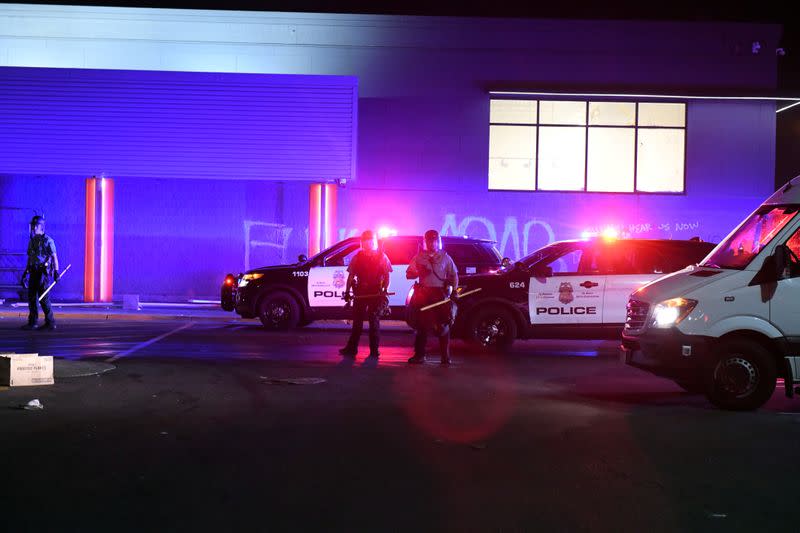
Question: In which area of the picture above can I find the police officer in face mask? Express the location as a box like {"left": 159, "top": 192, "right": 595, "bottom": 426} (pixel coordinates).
{"left": 339, "top": 230, "right": 393, "bottom": 359}
{"left": 406, "top": 229, "right": 459, "bottom": 365}
{"left": 21, "top": 216, "right": 60, "bottom": 331}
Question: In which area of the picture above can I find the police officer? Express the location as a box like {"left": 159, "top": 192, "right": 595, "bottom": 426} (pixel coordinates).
{"left": 21, "top": 215, "right": 60, "bottom": 331}
{"left": 339, "top": 230, "right": 393, "bottom": 359}
{"left": 406, "top": 229, "right": 459, "bottom": 365}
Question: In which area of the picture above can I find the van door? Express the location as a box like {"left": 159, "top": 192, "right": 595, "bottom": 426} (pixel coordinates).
{"left": 307, "top": 242, "right": 359, "bottom": 307}
{"left": 528, "top": 242, "right": 605, "bottom": 325}
{"left": 601, "top": 241, "right": 663, "bottom": 325}
{"left": 770, "top": 227, "right": 800, "bottom": 338}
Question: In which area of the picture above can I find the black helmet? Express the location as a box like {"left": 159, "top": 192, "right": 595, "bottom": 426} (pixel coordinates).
{"left": 30, "top": 215, "right": 45, "bottom": 235}
{"left": 423, "top": 229, "right": 442, "bottom": 252}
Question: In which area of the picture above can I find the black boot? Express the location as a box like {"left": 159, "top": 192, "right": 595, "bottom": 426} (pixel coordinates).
{"left": 20, "top": 323, "right": 38, "bottom": 331}
{"left": 339, "top": 346, "right": 357, "bottom": 358}
{"left": 39, "top": 322, "right": 56, "bottom": 331}
{"left": 439, "top": 335, "right": 451, "bottom": 365}
{"left": 407, "top": 353, "right": 426, "bottom": 364}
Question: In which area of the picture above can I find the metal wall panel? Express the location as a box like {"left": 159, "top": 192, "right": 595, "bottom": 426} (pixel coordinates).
{"left": 0, "top": 67, "right": 357, "bottom": 181}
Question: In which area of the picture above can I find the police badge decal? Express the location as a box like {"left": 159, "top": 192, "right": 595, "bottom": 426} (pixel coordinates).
{"left": 333, "top": 270, "right": 346, "bottom": 289}
{"left": 558, "top": 282, "right": 574, "bottom": 305}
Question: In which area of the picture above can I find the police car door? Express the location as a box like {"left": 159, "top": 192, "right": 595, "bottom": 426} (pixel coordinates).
{"left": 601, "top": 241, "right": 663, "bottom": 325}
{"left": 528, "top": 242, "right": 605, "bottom": 325}
{"left": 307, "top": 241, "right": 360, "bottom": 307}
{"left": 381, "top": 237, "right": 420, "bottom": 307}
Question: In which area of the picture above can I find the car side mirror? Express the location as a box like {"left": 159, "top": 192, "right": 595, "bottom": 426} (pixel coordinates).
{"left": 298, "top": 254, "right": 308, "bottom": 263}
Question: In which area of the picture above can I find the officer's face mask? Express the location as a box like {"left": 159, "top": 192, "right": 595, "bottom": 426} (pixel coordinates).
{"left": 423, "top": 236, "right": 441, "bottom": 252}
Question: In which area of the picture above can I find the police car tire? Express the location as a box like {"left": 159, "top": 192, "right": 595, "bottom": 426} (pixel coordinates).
{"left": 466, "top": 305, "right": 517, "bottom": 353}
{"left": 258, "top": 291, "right": 301, "bottom": 330}
{"left": 706, "top": 338, "right": 776, "bottom": 411}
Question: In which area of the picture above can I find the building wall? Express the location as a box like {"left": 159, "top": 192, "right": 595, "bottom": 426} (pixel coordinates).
{"left": 0, "top": 4, "right": 781, "bottom": 300}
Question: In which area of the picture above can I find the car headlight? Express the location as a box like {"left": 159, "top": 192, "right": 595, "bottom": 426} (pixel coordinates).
{"left": 238, "top": 272, "right": 264, "bottom": 287}
{"left": 652, "top": 298, "right": 697, "bottom": 328}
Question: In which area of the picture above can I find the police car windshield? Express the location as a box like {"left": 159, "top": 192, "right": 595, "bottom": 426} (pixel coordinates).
{"left": 519, "top": 242, "right": 571, "bottom": 268}
{"left": 701, "top": 206, "right": 799, "bottom": 270}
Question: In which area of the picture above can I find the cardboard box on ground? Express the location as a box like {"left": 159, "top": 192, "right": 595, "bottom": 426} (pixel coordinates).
{"left": 0, "top": 353, "right": 54, "bottom": 387}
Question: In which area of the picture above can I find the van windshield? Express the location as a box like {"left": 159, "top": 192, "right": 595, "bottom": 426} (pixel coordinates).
{"left": 702, "top": 206, "right": 799, "bottom": 270}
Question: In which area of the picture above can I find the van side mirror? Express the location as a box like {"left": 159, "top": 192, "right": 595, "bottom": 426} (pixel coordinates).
{"left": 298, "top": 254, "right": 308, "bottom": 263}
{"left": 750, "top": 244, "right": 794, "bottom": 286}
{"left": 501, "top": 257, "right": 512, "bottom": 269}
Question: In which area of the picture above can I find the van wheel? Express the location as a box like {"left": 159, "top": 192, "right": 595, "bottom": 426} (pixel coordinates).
{"left": 467, "top": 305, "right": 517, "bottom": 352}
{"left": 258, "top": 291, "right": 301, "bottom": 330}
{"left": 706, "top": 338, "right": 776, "bottom": 411}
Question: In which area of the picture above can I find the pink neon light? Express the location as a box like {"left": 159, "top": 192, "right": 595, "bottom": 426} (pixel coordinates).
{"left": 84, "top": 177, "right": 96, "bottom": 302}
{"left": 309, "top": 184, "right": 322, "bottom": 255}
{"left": 99, "top": 178, "right": 114, "bottom": 302}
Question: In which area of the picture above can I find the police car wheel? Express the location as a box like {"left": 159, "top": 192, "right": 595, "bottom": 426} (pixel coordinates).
{"left": 467, "top": 305, "right": 516, "bottom": 352}
{"left": 706, "top": 338, "right": 776, "bottom": 411}
{"left": 258, "top": 291, "right": 300, "bottom": 330}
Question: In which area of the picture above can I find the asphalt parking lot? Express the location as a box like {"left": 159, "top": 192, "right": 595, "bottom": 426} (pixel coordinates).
{"left": 2, "top": 315, "right": 800, "bottom": 532}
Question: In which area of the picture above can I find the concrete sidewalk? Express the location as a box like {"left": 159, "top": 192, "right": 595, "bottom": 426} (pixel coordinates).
{"left": 0, "top": 301, "right": 412, "bottom": 329}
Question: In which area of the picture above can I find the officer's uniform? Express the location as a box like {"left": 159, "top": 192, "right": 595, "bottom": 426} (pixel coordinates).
{"left": 341, "top": 249, "right": 392, "bottom": 357}
{"left": 25, "top": 233, "right": 57, "bottom": 328}
{"left": 407, "top": 249, "right": 459, "bottom": 363}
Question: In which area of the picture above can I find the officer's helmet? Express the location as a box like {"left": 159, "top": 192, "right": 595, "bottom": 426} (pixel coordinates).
{"left": 360, "top": 230, "right": 378, "bottom": 252}
{"left": 30, "top": 215, "right": 45, "bottom": 235}
{"left": 423, "top": 229, "right": 442, "bottom": 252}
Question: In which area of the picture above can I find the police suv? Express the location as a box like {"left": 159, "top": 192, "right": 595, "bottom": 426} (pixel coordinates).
{"left": 451, "top": 238, "right": 716, "bottom": 351}
{"left": 221, "top": 235, "right": 502, "bottom": 329}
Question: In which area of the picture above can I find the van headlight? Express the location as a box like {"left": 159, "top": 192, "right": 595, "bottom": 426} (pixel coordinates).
{"left": 238, "top": 272, "right": 264, "bottom": 287}
{"left": 652, "top": 298, "right": 697, "bottom": 328}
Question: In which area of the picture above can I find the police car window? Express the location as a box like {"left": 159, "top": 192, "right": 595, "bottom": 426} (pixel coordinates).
{"left": 383, "top": 239, "right": 419, "bottom": 265}
{"left": 445, "top": 243, "right": 480, "bottom": 265}
{"left": 598, "top": 243, "right": 637, "bottom": 275}
{"left": 544, "top": 248, "right": 584, "bottom": 274}
{"left": 324, "top": 244, "right": 359, "bottom": 267}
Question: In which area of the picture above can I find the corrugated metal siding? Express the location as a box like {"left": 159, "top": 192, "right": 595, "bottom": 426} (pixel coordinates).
{"left": 0, "top": 67, "right": 357, "bottom": 181}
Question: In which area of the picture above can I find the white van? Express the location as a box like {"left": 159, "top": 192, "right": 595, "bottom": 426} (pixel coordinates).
{"left": 621, "top": 176, "right": 800, "bottom": 410}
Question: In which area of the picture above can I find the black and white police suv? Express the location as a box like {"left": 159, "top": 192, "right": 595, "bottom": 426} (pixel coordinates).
{"left": 221, "top": 235, "right": 502, "bottom": 329}
{"left": 450, "top": 238, "right": 716, "bottom": 351}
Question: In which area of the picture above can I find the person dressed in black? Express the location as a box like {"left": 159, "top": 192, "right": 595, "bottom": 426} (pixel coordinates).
{"left": 406, "top": 229, "right": 459, "bottom": 365}
{"left": 21, "top": 215, "right": 61, "bottom": 331}
{"left": 339, "top": 230, "right": 393, "bottom": 359}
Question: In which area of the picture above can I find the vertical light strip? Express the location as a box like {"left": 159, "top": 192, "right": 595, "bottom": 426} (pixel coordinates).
{"left": 99, "top": 177, "right": 115, "bottom": 302}
{"left": 308, "top": 184, "right": 322, "bottom": 256}
{"left": 84, "top": 177, "right": 96, "bottom": 302}
{"left": 324, "top": 184, "right": 337, "bottom": 249}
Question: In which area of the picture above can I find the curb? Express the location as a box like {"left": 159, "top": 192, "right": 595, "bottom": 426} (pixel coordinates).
{"left": 0, "top": 310, "right": 244, "bottom": 322}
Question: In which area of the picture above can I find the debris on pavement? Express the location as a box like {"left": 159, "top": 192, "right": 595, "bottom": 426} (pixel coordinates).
{"left": 22, "top": 399, "right": 44, "bottom": 410}
{"left": 260, "top": 376, "right": 327, "bottom": 385}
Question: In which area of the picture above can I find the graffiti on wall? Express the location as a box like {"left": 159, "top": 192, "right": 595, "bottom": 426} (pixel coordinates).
{"left": 244, "top": 215, "right": 711, "bottom": 270}
{"left": 243, "top": 220, "right": 293, "bottom": 271}
{"left": 440, "top": 214, "right": 556, "bottom": 260}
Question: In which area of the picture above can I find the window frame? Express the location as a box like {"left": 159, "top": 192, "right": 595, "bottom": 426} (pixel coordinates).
{"left": 488, "top": 98, "right": 688, "bottom": 195}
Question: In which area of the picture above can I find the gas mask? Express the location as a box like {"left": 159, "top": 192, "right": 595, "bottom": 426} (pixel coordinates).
{"left": 423, "top": 230, "right": 441, "bottom": 252}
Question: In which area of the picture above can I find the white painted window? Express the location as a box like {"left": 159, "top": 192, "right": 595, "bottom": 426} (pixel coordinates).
{"left": 488, "top": 98, "right": 686, "bottom": 193}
